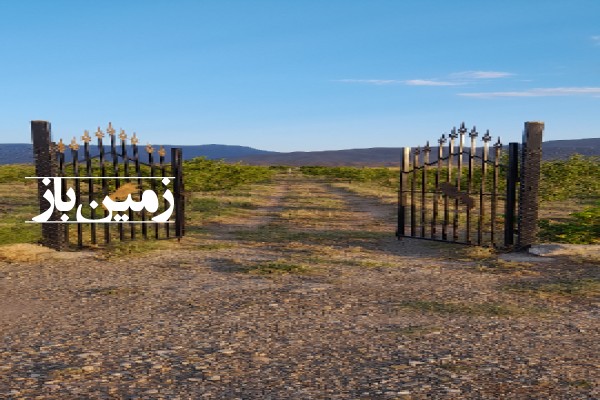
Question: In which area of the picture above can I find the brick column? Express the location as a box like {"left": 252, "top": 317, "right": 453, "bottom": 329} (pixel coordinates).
{"left": 517, "top": 121, "right": 544, "bottom": 250}
{"left": 31, "top": 120, "right": 67, "bottom": 250}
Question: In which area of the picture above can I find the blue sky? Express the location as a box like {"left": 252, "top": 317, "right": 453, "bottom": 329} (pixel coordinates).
{"left": 0, "top": 0, "right": 599, "bottom": 151}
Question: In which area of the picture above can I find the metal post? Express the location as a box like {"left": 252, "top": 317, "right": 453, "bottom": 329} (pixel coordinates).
{"left": 410, "top": 148, "right": 418, "bottom": 237}
{"left": 172, "top": 148, "right": 184, "bottom": 240}
{"left": 30, "top": 121, "right": 67, "bottom": 250}
{"left": 504, "top": 142, "right": 519, "bottom": 247}
{"left": 517, "top": 122, "right": 544, "bottom": 250}
{"left": 71, "top": 141, "right": 82, "bottom": 248}
{"left": 397, "top": 147, "right": 410, "bottom": 238}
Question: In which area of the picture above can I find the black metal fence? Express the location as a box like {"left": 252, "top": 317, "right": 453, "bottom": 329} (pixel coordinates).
{"left": 31, "top": 121, "right": 185, "bottom": 250}
{"left": 396, "top": 121, "right": 543, "bottom": 250}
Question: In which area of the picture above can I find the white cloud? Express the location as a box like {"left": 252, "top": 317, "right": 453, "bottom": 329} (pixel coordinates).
{"left": 404, "top": 79, "right": 460, "bottom": 86}
{"left": 458, "top": 87, "right": 600, "bottom": 98}
{"left": 336, "top": 79, "right": 402, "bottom": 85}
{"left": 336, "top": 70, "right": 513, "bottom": 87}
{"left": 592, "top": 35, "right": 600, "bottom": 45}
{"left": 452, "top": 71, "right": 514, "bottom": 79}
{"left": 336, "top": 78, "right": 459, "bottom": 86}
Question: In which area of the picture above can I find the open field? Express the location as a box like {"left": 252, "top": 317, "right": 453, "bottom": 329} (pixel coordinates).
{"left": 0, "top": 172, "right": 598, "bottom": 399}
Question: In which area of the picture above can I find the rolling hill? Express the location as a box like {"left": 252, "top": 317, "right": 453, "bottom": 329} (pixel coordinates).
{"left": 0, "top": 138, "right": 598, "bottom": 166}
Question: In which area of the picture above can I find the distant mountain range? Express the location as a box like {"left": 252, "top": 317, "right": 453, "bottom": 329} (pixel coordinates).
{"left": 1, "top": 138, "right": 599, "bottom": 166}
{"left": 0, "top": 144, "right": 274, "bottom": 165}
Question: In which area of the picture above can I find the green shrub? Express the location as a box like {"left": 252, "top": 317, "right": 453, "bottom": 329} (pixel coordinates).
{"left": 184, "top": 157, "right": 275, "bottom": 191}
{"left": 539, "top": 201, "right": 600, "bottom": 244}
{"left": 0, "top": 164, "right": 35, "bottom": 183}
{"left": 300, "top": 166, "right": 397, "bottom": 187}
{"left": 540, "top": 155, "right": 600, "bottom": 201}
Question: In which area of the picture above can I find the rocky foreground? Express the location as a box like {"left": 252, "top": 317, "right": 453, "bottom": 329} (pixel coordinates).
{"left": 1, "top": 177, "right": 598, "bottom": 399}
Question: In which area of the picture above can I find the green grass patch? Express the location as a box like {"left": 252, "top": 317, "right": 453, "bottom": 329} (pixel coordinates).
{"left": 188, "top": 197, "right": 257, "bottom": 220}
{"left": 0, "top": 223, "right": 41, "bottom": 245}
{"left": 101, "top": 239, "right": 171, "bottom": 258}
{"left": 184, "top": 157, "right": 275, "bottom": 191}
{"left": 538, "top": 202, "right": 600, "bottom": 244}
{"left": 195, "top": 243, "right": 235, "bottom": 251}
{"left": 242, "top": 261, "right": 310, "bottom": 275}
{"left": 0, "top": 164, "right": 35, "bottom": 183}
{"left": 508, "top": 278, "right": 600, "bottom": 299}
{"left": 189, "top": 198, "right": 221, "bottom": 213}
{"left": 234, "top": 223, "right": 389, "bottom": 245}
{"left": 396, "top": 300, "right": 544, "bottom": 317}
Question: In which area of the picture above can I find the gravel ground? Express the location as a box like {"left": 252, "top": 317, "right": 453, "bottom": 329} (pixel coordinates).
{"left": 0, "top": 176, "right": 598, "bottom": 399}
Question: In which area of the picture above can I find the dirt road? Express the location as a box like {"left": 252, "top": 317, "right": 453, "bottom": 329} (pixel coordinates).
{"left": 0, "top": 175, "right": 598, "bottom": 399}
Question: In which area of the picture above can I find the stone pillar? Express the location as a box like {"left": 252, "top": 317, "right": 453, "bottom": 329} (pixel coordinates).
{"left": 31, "top": 121, "right": 67, "bottom": 250}
{"left": 517, "top": 121, "right": 544, "bottom": 250}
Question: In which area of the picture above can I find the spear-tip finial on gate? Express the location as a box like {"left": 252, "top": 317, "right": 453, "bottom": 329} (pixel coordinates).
{"left": 130, "top": 132, "right": 139, "bottom": 145}
{"left": 158, "top": 145, "right": 166, "bottom": 157}
{"left": 423, "top": 141, "right": 431, "bottom": 153}
{"left": 107, "top": 122, "right": 116, "bottom": 136}
{"left": 81, "top": 130, "right": 92, "bottom": 143}
{"left": 69, "top": 137, "right": 79, "bottom": 151}
{"left": 469, "top": 126, "right": 478, "bottom": 139}
{"left": 482, "top": 130, "right": 492, "bottom": 143}
{"left": 119, "top": 129, "right": 127, "bottom": 141}
{"left": 494, "top": 137, "right": 503, "bottom": 148}
{"left": 95, "top": 127, "right": 104, "bottom": 139}
{"left": 438, "top": 133, "right": 447, "bottom": 145}
{"left": 146, "top": 143, "right": 154, "bottom": 154}
{"left": 56, "top": 138, "right": 66, "bottom": 153}
{"left": 458, "top": 122, "right": 467, "bottom": 134}
{"left": 449, "top": 127, "right": 458, "bottom": 140}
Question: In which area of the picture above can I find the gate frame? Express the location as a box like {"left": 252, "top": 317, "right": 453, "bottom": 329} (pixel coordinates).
{"left": 396, "top": 121, "right": 544, "bottom": 251}
{"left": 31, "top": 120, "right": 185, "bottom": 250}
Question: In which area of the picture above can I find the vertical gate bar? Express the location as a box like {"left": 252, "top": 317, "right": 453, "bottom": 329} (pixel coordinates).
{"left": 149, "top": 148, "right": 159, "bottom": 239}
{"left": 180, "top": 149, "right": 185, "bottom": 236}
{"left": 71, "top": 139, "right": 82, "bottom": 248}
{"left": 58, "top": 140, "right": 69, "bottom": 246}
{"left": 410, "top": 147, "right": 419, "bottom": 237}
{"left": 97, "top": 127, "right": 109, "bottom": 244}
{"left": 432, "top": 135, "right": 445, "bottom": 239}
{"left": 120, "top": 130, "right": 133, "bottom": 239}
{"left": 479, "top": 131, "right": 491, "bottom": 245}
{"left": 453, "top": 125, "right": 465, "bottom": 242}
{"left": 160, "top": 147, "right": 169, "bottom": 238}
{"left": 109, "top": 124, "right": 123, "bottom": 241}
{"left": 421, "top": 143, "right": 430, "bottom": 237}
{"left": 518, "top": 122, "right": 544, "bottom": 250}
{"left": 504, "top": 142, "right": 519, "bottom": 247}
{"left": 467, "top": 127, "right": 478, "bottom": 244}
{"left": 142, "top": 143, "right": 149, "bottom": 239}
{"left": 83, "top": 131, "right": 95, "bottom": 245}
{"left": 132, "top": 133, "right": 140, "bottom": 240}
{"left": 397, "top": 147, "right": 410, "bottom": 238}
{"left": 444, "top": 129, "right": 455, "bottom": 241}
{"left": 397, "top": 151, "right": 402, "bottom": 238}
{"left": 172, "top": 148, "right": 184, "bottom": 239}
{"left": 491, "top": 139, "right": 502, "bottom": 246}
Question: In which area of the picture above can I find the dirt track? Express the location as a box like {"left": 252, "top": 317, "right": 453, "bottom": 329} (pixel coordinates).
{"left": 0, "top": 175, "right": 598, "bottom": 399}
